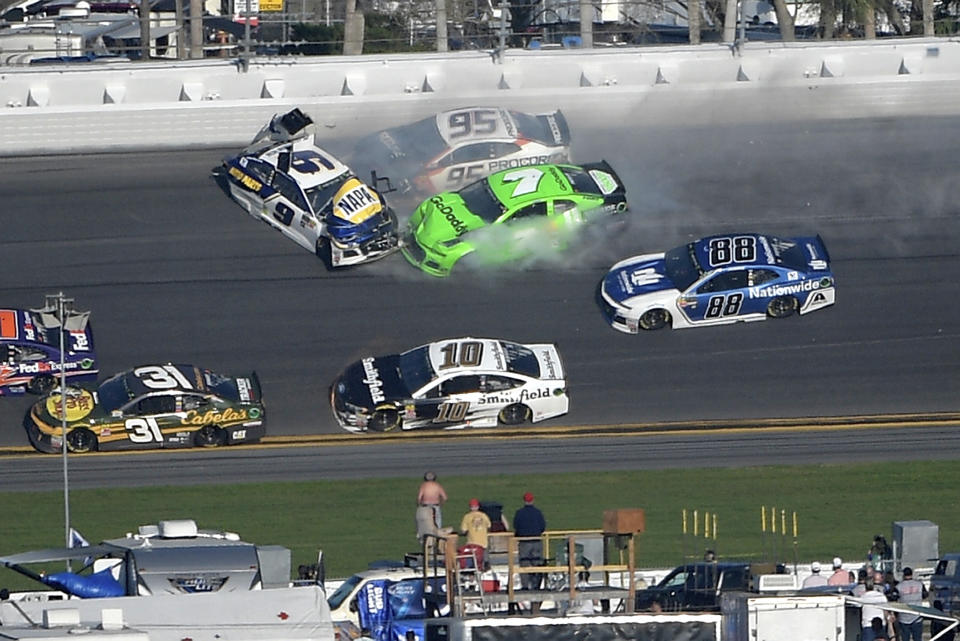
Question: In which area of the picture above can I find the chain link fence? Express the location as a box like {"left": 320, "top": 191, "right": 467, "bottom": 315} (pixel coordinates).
{"left": 1, "top": 0, "right": 959, "bottom": 64}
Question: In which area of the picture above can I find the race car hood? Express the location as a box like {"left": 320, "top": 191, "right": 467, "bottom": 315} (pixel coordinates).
{"left": 331, "top": 177, "right": 384, "bottom": 225}
{"left": 336, "top": 355, "right": 409, "bottom": 409}
{"left": 603, "top": 252, "right": 677, "bottom": 303}
{"left": 410, "top": 193, "right": 488, "bottom": 248}
{"left": 31, "top": 386, "right": 107, "bottom": 426}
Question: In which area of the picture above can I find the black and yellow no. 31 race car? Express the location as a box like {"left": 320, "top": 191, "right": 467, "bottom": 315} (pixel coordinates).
{"left": 25, "top": 364, "right": 265, "bottom": 453}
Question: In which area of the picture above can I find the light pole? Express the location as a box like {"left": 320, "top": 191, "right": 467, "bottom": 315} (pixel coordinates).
{"left": 46, "top": 292, "right": 75, "bottom": 563}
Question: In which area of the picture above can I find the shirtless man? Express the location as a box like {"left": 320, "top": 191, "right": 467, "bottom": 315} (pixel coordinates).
{"left": 416, "top": 471, "right": 448, "bottom": 543}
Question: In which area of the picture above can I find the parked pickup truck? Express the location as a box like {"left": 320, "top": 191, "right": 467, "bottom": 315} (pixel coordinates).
{"left": 635, "top": 561, "right": 785, "bottom": 612}
{"left": 931, "top": 553, "right": 960, "bottom": 615}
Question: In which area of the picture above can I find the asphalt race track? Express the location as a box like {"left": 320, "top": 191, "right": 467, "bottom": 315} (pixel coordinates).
{"left": 1, "top": 423, "right": 960, "bottom": 491}
{"left": 1, "top": 113, "right": 959, "bottom": 486}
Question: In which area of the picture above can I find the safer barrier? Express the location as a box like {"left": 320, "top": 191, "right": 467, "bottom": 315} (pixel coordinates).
{"left": 2, "top": 37, "right": 960, "bottom": 155}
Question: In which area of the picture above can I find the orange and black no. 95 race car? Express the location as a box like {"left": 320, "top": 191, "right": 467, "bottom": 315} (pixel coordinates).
{"left": 25, "top": 364, "right": 265, "bottom": 453}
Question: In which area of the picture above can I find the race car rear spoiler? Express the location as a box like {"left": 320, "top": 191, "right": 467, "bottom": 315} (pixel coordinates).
{"left": 815, "top": 234, "right": 831, "bottom": 263}
{"left": 251, "top": 370, "right": 263, "bottom": 403}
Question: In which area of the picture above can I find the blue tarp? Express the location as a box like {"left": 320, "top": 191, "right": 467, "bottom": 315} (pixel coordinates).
{"left": 41, "top": 568, "right": 124, "bottom": 598}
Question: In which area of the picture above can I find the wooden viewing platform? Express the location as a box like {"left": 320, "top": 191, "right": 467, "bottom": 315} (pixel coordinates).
{"left": 419, "top": 526, "right": 645, "bottom": 616}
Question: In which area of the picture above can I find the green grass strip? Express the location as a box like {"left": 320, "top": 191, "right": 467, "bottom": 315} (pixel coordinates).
{"left": 1, "top": 461, "right": 956, "bottom": 593}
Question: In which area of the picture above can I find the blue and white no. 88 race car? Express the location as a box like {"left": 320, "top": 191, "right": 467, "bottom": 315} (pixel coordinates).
{"left": 599, "top": 233, "right": 835, "bottom": 332}
{"left": 219, "top": 108, "right": 399, "bottom": 268}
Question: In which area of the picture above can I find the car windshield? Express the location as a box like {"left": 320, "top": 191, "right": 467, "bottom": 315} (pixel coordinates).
{"left": 502, "top": 341, "right": 540, "bottom": 377}
{"left": 560, "top": 166, "right": 600, "bottom": 195}
{"left": 664, "top": 243, "right": 703, "bottom": 291}
{"left": 398, "top": 346, "right": 436, "bottom": 394}
{"left": 326, "top": 574, "right": 363, "bottom": 609}
{"left": 458, "top": 179, "right": 504, "bottom": 223}
{"left": 96, "top": 373, "right": 132, "bottom": 413}
{"left": 305, "top": 173, "right": 352, "bottom": 215}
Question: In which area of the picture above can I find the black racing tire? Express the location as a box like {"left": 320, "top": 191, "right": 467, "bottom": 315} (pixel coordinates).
{"left": 498, "top": 403, "right": 531, "bottom": 426}
{"left": 767, "top": 296, "right": 799, "bottom": 319}
{"left": 66, "top": 428, "right": 98, "bottom": 453}
{"left": 194, "top": 424, "right": 226, "bottom": 448}
{"left": 27, "top": 375, "right": 55, "bottom": 395}
{"left": 639, "top": 309, "right": 671, "bottom": 331}
{"left": 315, "top": 237, "right": 334, "bottom": 271}
{"left": 368, "top": 409, "right": 401, "bottom": 433}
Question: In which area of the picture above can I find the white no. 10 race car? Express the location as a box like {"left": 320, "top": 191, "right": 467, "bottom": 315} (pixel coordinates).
{"left": 218, "top": 109, "right": 399, "bottom": 268}
{"left": 330, "top": 337, "right": 569, "bottom": 433}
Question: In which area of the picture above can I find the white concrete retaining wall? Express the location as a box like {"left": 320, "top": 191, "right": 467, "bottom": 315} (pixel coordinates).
{"left": 1, "top": 37, "right": 959, "bottom": 155}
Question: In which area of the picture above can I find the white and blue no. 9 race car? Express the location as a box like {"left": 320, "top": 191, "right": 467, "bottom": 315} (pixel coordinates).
{"left": 219, "top": 109, "right": 399, "bottom": 268}
{"left": 599, "top": 233, "right": 835, "bottom": 332}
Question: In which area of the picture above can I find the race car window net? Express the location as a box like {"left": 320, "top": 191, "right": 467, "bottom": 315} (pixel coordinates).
{"left": 458, "top": 179, "right": 504, "bottom": 224}
{"left": 664, "top": 243, "right": 703, "bottom": 292}
{"left": 272, "top": 173, "right": 309, "bottom": 211}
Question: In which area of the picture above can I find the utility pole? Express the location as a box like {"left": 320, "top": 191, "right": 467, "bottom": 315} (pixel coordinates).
{"left": 175, "top": 0, "right": 185, "bottom": 59}
{"left": 343, "top": 0, "right": 364, "bottom": 55}
{"left": 578, "top": 0, "right": 592, "bottom": 48}
{"left": 435, "top": 0, "right": 448, "bottom": 52}
{"left": 139, "top": 0, "right": 152, "bottom": 60}
{"left": 46, "top": 292, "right": 75, "bottom": 568}
{"left": 190, "top": 0, "right": 203, "bottom": 58}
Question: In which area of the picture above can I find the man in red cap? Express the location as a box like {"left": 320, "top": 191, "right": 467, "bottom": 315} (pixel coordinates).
{"left": 460, "top": 498, "right": 493, "bottom": 550}
{"left": 513, "top": 492, "right": 546, "bottom": 591}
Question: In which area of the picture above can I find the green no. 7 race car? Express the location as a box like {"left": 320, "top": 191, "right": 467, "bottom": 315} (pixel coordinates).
{"left": 400, "top": 161, "right": 628, "bottom": 277}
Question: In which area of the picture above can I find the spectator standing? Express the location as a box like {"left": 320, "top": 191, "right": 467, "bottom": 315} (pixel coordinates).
{"left": 859, "top": 577, "right": 889, "bottom": 641}
{"left": 827, "top": 557, "right": 849, "bottom": 586}
{"left": 882, "top": 570, "right": 900, "bottom": 603}
{"left": 870, "top": 535, "right": 893, "bottom": 572}
{"left": 931, "top": 601, "right": 957, "bottom": 641}
{"left": 460, "top": 498, "right": 492, "bottom": 550}
{"left": 896, "top": 567, "right": 928, "bottom": 641}
{"left": 513, "top": 491, "right": 547, "bottom": 590}
{"left": 416, "top": 471, "right": 448, "bottom": 543}
{"left": 871, "top": 617, "right": 890, "bottom": 641}
{"left": 802, "top": 561, "right": 829, "bottom": 588}
{"left": 852, "top": 568, "right": 869, "bottom": 596}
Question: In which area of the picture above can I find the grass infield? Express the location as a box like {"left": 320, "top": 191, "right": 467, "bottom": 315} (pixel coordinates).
{"left": 1, "top": 461, "right": 957, "bottom": 592}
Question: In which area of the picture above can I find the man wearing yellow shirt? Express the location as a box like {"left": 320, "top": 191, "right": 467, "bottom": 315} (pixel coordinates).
{"left": 460, "top": 498, "right": 492, "bottom": 550}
